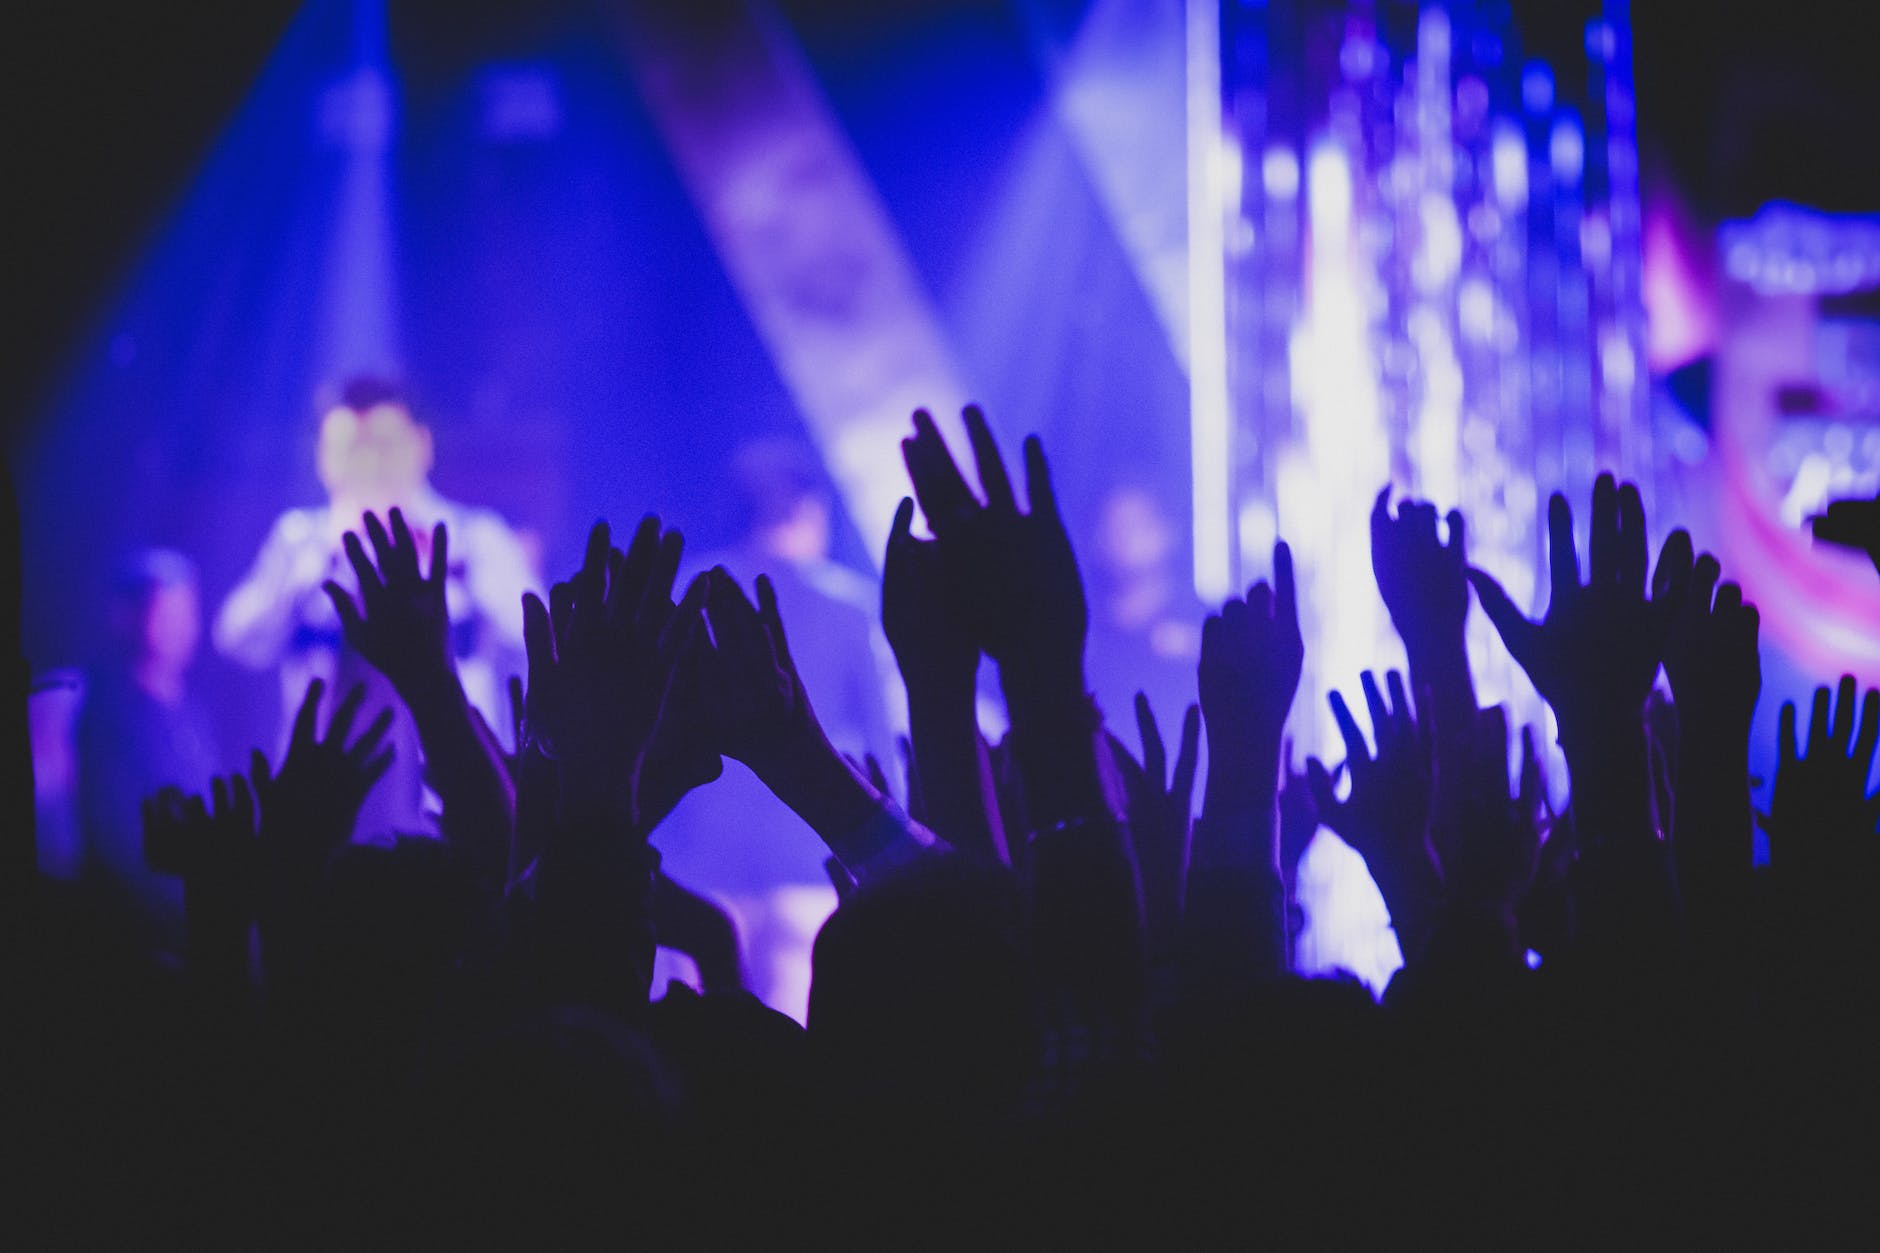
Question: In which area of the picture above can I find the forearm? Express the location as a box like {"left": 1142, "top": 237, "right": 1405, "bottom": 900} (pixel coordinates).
{"left": 758, "top": 733, "right": 935, "bottom": 881}
{"left": 1181, "top": 811, "right": 1288, "bottom": 992}
{"left": 400, "top": 665, "right": 516, "bottom": 891}
{"left": 1561, "top": 718, "right": 1680, "bottom": 958}
{"left": 998, "top": 655, "right": 1112, "bottom": 832}
{"left": 905, "top": 677, "right": 1006, "bottom": 862}
{"left": 1559, "top": 718, "right": 1659, "bottom": 850}
{"left": 1029, "top": 815, "right": 1148, "bottom": 1022}
{"left": 530, "top": 828, "right": 660, "bottom": 1019}
{"left": 1195, "top": 730, "right": 1281, "bottom": 875}
{"left": 1672, "top": 719, "right": 1755, "bottom": 953}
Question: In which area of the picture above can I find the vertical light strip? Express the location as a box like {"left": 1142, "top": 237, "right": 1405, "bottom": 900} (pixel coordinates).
{"left": 1185, "top": 0, "right": 1233, "bottom": 601}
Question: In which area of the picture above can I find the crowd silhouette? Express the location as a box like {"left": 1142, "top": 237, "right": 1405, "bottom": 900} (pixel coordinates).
{"left": 5, "top": 408, "right": 1880, "bottom": 1245}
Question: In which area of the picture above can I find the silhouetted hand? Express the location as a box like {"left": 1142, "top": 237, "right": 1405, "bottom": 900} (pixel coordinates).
{"left": 1445, "top": 707, "right": 1547, "bottom": 921}
{"left": 1117, "top": 693, "right": 1200, "bottom": 955}
{"left": 904, "top": 407, "right": 1104, "bottom": 831}
{"left": 702, "top": 568, "right": 821, "bottom": 781}
{"left": 1811, "top": 490, "right": 1880, "bottom": 577}
{"left": 1764, "top": 676, "right": 1880, "bottom": 872}
{"left": 1372, "top": 487, "right": 1469, "bottom": 655}
{"left": 143, "top": 775, "right": 259, "bottom": 992}
{"left": 1307, "top": 672, "right": 1441, "bottom": 945}
{"left": 901, "top": 405, "right": 1084, "bottom": 674}
{"left": 1197, "top": 542, "right": 1303, "bottom": 815}
{"left": 325, "top": 507, "right": 451, "bottom": 696}
{"left": 882, "top": 495, "right": 978, "bottom": 690}
{"left": 1469, "top": 474, "right": 1661, "bottom": 741}
{"left": 522, "top": 517, "right": 707, "bottom": 824}
{"left": 1652, "top": 530, "right": 1761, "bottom": 731}
{"left": 251, "top": 678, "right": 395, "bottom": 867}
{"left": 143, "top": 775, "right": 257, "bottom": 895}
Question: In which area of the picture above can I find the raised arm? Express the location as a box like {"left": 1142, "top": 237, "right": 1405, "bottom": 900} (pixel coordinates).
{"left": 1469, "top": 474, "right": 1674, "bottom": 963}
{"left": 326, "top": 508, "right": 515, "bottom": 893}
{"left": 1188, "top": 542, "right": 1303, "bottom": 989}
{"left": 881, "top": 495, "right": 1005, "bottom": 863}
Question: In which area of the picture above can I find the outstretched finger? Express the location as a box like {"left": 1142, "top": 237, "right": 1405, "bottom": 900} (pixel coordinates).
{"left": 754, "top": 573, "right": 799, "bottom": 674}
{"left": 1022, "top": 434, "right": 1060, "bottom": 525}
{"left": 1135, "top": 692, "right": 1166, "bottom": 788}
{"left": 1360, "top": 671, "right": 1391, "bottom": 748}
{"left": 1445, "top": 508, "right": 1467, "bottom": 563}
{"left": 325, "top": 682, "right": 369, "bottom": 748}
{"left": 387, "top": 508, "right": 422, "bottom": 583}
{"left": 1173, "top": 703, "right": 1202, "bottom": 811}
{"left": 523, "top": 592, "right": 556, "bottom": 680}
{"left": 572, "top": 520, "right": 613, "bottom": 641}
{"left": 1830, "top": 675, "right": 1857, "bottom": 754}
{"left": 887, "top": 496, "right": 916, "bottom": 559}
{"left": 289, "top": 679, "right": 326, "bottom": 757}
{"left": 347, "top": 706, "right": 396, "bottom": 767}
{"left": 963, "top": 404, "right": 1017, "bottom": 513}
{"left": 324, "top": 581, "right": 366, "bottom": 645}
{"left": 1589, "top": 474, "right": 1619, "bottom": 589}
{"left": 1652, "top": 528, "right": 1693, "bottom": 605}
{"left": 1329, "top": 688, "right": 1372, "bottom": 765}
{"left": 903, "top": 409, "right": 977, "bottom": 537}
{"left": 363, "top": 511, "right": 399, "bottom": 585}
{"left": 1272, "top": 541, "right": 1298, "bottom": 632}
{"left": 1852, "top": 687, "right": 1879, "bottom": 774}
{"left": 1385, "top": 669, "right": 1412, "bottom": 725}
{"left": 1547, "top": 492, "right": 1581, "bottom": 606}
{"left": 1617, "top": 480, "right": 1648, "bottom": 596}
{"left": 1778, "top": 700, "right": 1799, "bottom": 774}
{"left": 428, "top": 521, "right": 450, "bottom": 588}
{"left": 342, "top": 531, "right": 384, "bottom": 603}
{"left": 1467, "top": 568, "right": 1537, "bottom": 670}
{"left": 640, "top": 528, "right": 685, "bottom": 626}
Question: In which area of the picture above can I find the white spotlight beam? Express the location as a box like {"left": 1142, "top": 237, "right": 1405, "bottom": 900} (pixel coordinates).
{"left": 619, "top": 2, "right": 972, "bottom": 564}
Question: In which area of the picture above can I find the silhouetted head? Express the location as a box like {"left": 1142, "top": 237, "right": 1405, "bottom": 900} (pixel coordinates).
{"left": 808, "top": 853, "right": 1036, "bottom": 1120}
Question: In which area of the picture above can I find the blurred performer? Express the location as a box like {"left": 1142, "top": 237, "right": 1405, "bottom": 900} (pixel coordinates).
{"left": 659, "top": 436, "right": 894, "bottom": 1022}
{"left": 214, "top": 377, "right": 535, "bottom": 837}
{"left": 77, "top": 549, "right": 219, "bottom": 959}
{"left": 1084, "top": 480, "right": 1206, "bottom": 727}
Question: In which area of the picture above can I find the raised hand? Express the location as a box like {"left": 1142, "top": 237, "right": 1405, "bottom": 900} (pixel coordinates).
{"left": 1277, "top": 741, "right": 1320, "bottom": 878}
{"left": 252, "top": 678, "right": 395, "bottom": 868}
{"left": 702, "top": 568, "right": 932, "bottom": 879}
{"left": 903, "top": 407, "right": 1104, "bottom": 833}
{"left": 1764, "top": 677, "right": 1880, "bottom": 872}
{"left": 1469, "top": 474, "right": 1661, "bottom": 739}
{"left": 1307, "top": 671, "right": 1441, "bottom": 956}
{"left": 143, "top": 776, "right": 259, "bottom": 993}
{"left": 882, "top": 495, "right": 978, "bottom": 689}
{"left": 882, "top": 495, "right": 1005, "bottom": 862}
{"left": 900, "top": 405, "right": 1084, "bottom": 673}
{"left": 1197, "top": 541, "right": 1303, "bottom": 825}
{"left": 522, "top": 517, "right": 706, "bottom": 826}
{"left": 325, "top": 507, "right": 451, "bottom": 696}
{"left": 1651, "top": 530, "right": 1761, "bottom": 960}
{"left": 1115, "top": 693, "right": 1200, "bottom": 958}
{"left": 1652, "top": 530, "right": 1761, "bottom": 731}
{"left": 1444, "top": 707, "right": 1547, "bottom": 926}
{"left": 1811, "top": 490, "right": 1880, "bottom": 577}
{"left": 702, "top": 568, "right": 821, "bottom": 780}
{"left": 1371, "top": 487, "right": 1469, "bottom": 655}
